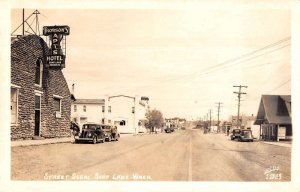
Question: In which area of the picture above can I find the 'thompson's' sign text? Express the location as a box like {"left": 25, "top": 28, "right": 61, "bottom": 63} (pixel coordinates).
{"left": 43, "top": 26, "right": 70, "bottom": 36}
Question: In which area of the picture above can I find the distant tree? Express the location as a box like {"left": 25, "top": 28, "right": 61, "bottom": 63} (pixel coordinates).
{"left": 145, "top": 109, "right": 164, "bottom": 133}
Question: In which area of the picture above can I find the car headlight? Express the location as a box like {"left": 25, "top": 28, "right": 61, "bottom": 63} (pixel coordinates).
{"left": 88, "top": 133, "right": 92, "bottom": 137}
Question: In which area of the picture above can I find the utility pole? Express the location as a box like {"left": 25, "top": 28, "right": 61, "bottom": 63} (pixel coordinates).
{"left": 233, "top": 85, "right": 248, "bottom": 128}
{"left": 209, "top": 109, "right": 212, "bottom": 132}
{"left": 206, "top": 113, "right": 209, "bottom": 130}
{"left": 215, "top": 102, "right": 223, "bottom": 132}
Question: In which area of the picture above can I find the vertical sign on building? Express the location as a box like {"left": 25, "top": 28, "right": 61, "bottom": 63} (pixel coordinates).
{"left": 43, "top": 25, "right": 70, "bottom": 68}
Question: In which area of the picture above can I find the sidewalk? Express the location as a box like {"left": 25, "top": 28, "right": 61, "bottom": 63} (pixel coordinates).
{"left": 11, "top": 137, "right": 73, "bottom": 147}
{"left": 11, "top": 133, "right": 137, "bottom": 147}
{"left": 261, "top": 141, "right": 292, "bottom": 148}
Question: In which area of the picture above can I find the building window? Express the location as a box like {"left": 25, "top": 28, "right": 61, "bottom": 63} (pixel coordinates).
{"left": 132, "top": 107, "right": 135, "bottom": 113}
{"left": 80, "top": 117, "right": 87, "bottom": 124}
{"left": 102, "top": 106, "right": 105, "bottom": 113}
{"left": 35, "top": 58, "right": 43, "bottom": 86}
{"left": 108, "top": 106, "right": 111, "bottom": 113}
{"left": 108, "top": 120, "right": 111, "bottom": 124}
{"left": 120, "top": 120, "right": 126, "bottom": 126}
{"left": 74, "top": 105, "right": 77, "bottom": 112}
{"left": 35, "top": 95, "right": 41, "bottom": 110}
{"left": 53, "top": 97, "right": 61, "bottom": 112}
{"left": 11, "top": 88, "right": 18, "bottom": 124}
{"left": 53, "top": 95, "right": 63, "bottom": 118}
{"left": 83, "top": 105, "right": 86, "bottom": 112}
{"left": 102, "top": 118, "right": 105, "bottom": 124}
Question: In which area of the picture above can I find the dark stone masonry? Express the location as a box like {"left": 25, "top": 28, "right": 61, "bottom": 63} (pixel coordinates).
{"left": 11, "top": 35, "right": 72, "bottom": 140}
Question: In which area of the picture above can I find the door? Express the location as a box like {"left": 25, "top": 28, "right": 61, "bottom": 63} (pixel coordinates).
{"left": 34, "top": 95, "right": 41, "bottom": 136}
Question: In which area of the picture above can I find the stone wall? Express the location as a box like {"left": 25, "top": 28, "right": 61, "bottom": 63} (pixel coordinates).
{"left": 11, "top": 35, "right": 72, "bottom": 140}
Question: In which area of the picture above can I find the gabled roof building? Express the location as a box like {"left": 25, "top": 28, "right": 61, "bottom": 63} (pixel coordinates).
{"left": 254, "top": 95, "right": 292, "bottom": 141}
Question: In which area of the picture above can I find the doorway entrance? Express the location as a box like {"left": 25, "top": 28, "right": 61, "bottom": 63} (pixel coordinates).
{"left": 34, "top": 95, "right": 41, "bottom": 136}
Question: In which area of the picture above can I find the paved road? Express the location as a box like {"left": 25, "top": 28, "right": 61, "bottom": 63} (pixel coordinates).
{"left": 11, "top": 128, "right": 291, "bottom": 181}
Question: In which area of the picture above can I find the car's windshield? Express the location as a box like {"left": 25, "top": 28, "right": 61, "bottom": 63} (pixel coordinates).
{"left": 83, "top": 124, "right": 98, "bottom": 130}
{"left": 102, "top": 125, "right": 111, "bottom": 130}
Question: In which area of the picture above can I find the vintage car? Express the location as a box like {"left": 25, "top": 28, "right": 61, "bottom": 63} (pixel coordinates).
{"left": 165, "top": 127, "right": 172, "bottom": 133}
{"left": 75, "top": 123, "right": 106, "bottom": 144}
{"left": 230, "top": 129, "right": 254, "bottom": 142}
{"left": 238, "top": 129, "right": 254, "bottom": 142}
{"left": 103, "top": 125, "right": 120, "bottom": 141}
{"left": 75, "top": 123, "right": 120, "bottom": 144}
{"left": 230, "top": 129, "right": 241, "bottom": 140}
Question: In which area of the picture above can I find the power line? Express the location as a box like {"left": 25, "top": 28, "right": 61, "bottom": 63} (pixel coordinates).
{"left": 171, "top": 43, "right": 290, "bottom": 83}
{"left": 120, "top": 38, "right": 290, "bottom": 92}
{"left": 160, "top": 37, "right": 290, "bottom": 83}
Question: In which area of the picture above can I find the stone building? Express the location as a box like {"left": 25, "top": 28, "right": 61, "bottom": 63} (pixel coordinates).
{"left": 11, "top": 35, "right": 72, "bottom": 140}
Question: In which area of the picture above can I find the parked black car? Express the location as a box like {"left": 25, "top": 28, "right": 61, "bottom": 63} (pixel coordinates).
{"left": 230, "top": 129, "right": 241, "bottom": 140}
{"left": 165, "top": 127, "right": 172, "bottom": 133}
{"left": 75, "top": 123, "right": 106, "bottom": 144}
{"left": 231, "top": 129, "right": 254, "bottom": 142}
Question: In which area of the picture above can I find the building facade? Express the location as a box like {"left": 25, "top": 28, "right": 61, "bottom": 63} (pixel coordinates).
{"left": 244, "top": 115, "right": 261, "bottom": 139}
{"left": 71, "top": 99, "right": 105, "bottom": 129}
{"left": 105, "top": 95, "right": 149, "bottom": 134}
{"left": 254, "top": 95, "right": 292, "bottom": 141}
{"left": 70, "top": 95, "right": 149, "bottom": 134}
{"left": 11, "top": 35, "right": 72, "bottom": 140}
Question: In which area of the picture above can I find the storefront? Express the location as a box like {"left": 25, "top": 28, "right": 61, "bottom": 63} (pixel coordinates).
{"left": 11, "top": 35, "right": 72, "bottom": 140}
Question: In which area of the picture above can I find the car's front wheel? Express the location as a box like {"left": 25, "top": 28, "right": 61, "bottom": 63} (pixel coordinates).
{"left": 92, "top": 136, "right": 97, "bottom": 144}
{"left": 101, "top": 135, "right": 106, "bottom": 143}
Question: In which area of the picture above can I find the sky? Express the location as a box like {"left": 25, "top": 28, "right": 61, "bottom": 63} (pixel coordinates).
{"left": 10, "top": 3, "right": 291, "bottom": 121}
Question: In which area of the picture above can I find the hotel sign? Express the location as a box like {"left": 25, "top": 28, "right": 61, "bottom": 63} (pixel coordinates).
{"left": 46, "top": 55, "right": 65, "bottom": 67}
{"left": 43, "top": 25, "right": 70, "bottom": 69}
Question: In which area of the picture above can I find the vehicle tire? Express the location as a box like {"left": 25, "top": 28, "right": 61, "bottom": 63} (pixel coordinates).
{"left": 75, "top": 139, "right": 78, "bottom": 143}
{"left": 115, "top": 134, "right": 119, "bottom": 141}
{"left": 101, "top": 135, "right": 106, "bottom": 143}
{"left": 92, "top": 136, "right": 97, "bottom": 144}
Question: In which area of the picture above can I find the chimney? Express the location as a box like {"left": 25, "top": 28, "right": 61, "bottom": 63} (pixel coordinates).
{"left": 72, "top": 83, "right": 75, "bottom": 95}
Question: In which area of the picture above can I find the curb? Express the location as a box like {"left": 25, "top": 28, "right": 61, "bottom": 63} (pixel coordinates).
{"left": 261, "top": 141, "right": 292, "bottom": 148}
{"left": 11, "top": 138, "right": 73, "bottom": 147}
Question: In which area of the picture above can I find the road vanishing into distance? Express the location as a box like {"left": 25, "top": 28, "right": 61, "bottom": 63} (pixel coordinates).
{"left": 12, "top": 126, "right": 291, "bottom": 181}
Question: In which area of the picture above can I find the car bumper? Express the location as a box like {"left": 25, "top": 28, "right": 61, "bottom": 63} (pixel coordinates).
{"left": 75, "top": 137, "right": 93, "bottom": 141}
{"left": 240, "top": 138, "right": 253, "bottom": 141}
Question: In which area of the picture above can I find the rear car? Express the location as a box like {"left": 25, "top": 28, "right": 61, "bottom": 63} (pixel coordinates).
{"left": 230, "top": 129, "right": 254, "bottom": 142}
{"left": 238, "top": 130, "right": 254, "bottom": 142}
{"left": 102, "top": 125, "right": 120, "bottom": 142}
